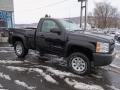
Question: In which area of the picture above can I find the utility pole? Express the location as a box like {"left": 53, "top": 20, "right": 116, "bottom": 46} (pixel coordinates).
{"left": 80, "top": 1, "right": 83, "bottom": 28}
{"left": 78, "top": 0, "right": 88, "bottom": 30}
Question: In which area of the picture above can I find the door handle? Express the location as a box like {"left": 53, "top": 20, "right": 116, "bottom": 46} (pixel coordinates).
{"left": 39, "top": 35, "right": 45, "bottom": 38}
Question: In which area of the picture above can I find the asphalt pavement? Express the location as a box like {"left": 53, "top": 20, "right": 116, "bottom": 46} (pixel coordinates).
{"left": 0, "top": 43, "right": 120, "bottom": 90}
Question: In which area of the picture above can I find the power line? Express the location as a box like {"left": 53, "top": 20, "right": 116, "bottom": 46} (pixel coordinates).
{"left": 15, "top": 0, "right": 77, "bottom": 13}
{"left": 35, "top": 0, "right": 70, "bottom": 10}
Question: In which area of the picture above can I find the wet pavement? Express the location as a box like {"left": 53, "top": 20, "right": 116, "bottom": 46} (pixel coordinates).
{"left": 0, "top": 43, "right": 120, "bottom": 90}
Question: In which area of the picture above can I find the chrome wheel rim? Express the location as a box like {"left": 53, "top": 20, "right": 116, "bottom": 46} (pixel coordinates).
{"left": 16, "top": 44, "right": 22, "bottom": 55}
{"left": 72, "top": 57, "right": 86, "bottom": 72}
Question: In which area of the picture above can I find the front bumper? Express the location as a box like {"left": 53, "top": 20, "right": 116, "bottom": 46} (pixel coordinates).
{"left": 93, "top": 52, "right": 116, "bottom": 66}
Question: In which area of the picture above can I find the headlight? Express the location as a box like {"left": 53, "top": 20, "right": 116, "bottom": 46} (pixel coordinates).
{"left": 96, "top": 42, "right": 109, "bottom": 53}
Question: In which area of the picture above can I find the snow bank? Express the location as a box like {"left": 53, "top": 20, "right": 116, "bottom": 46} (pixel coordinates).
{"left": 0, "top": 72, "right": 11, "bottom": 80}
{"left": 65, "top": 78, "right": 104, "bottom": 90}
{"left": 15, "top": 80, "right": 35, "bottom": 90}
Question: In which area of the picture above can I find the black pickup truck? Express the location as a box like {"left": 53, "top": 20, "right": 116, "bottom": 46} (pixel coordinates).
{"left": 9, "top": 18, "right": 115, "bottom": 75}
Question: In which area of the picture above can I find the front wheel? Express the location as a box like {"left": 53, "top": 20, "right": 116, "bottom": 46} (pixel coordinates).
{"left": 67, "top": 52, "right": 90, "bottom": 75}
{"left": 14, "top": 41, "right": 28, "bottom": 58}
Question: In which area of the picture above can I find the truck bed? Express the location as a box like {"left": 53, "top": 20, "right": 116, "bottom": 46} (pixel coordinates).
{"left": 9, "top": 28, "right": 36, "bottom": 36}
{"left": 9, "top": 28, "right": 36, "bottom": 49}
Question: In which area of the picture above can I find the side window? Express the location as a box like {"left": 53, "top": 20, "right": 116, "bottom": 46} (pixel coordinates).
{"left": 41, "top": 20, "right": 58, "bottom": 32}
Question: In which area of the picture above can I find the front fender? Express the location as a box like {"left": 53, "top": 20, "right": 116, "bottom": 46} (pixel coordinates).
{"left": 65, "top": 40, "right": 96, "bottom": 57}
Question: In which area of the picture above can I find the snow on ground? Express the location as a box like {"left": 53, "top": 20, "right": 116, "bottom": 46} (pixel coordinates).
{"left": 91, "top": 74, "right": 102, "bottom": 79}
{"left": 0, "top": 84, "right": 3, "bottom": 88}
{"left": 0, "top": 50, "right": 14, "bottom": 53}
{"left": 115, "top": 54, "right": 120, "bottom": 58}
{"left": 106, "top": 85, "right": 120, "bottom": 90}
{"left": 0, "top": 60, "right": 23, "bottom": 64}
{"left": 0, "top": 72, "right": 11, "bottom": 80}
{"left": 40, "top": 65, "right": 81, "bottom": 78}
{"left": 29, "top": 51, "right": 38, "bottom": 56}
{"left": 14, "top": 80, "right": 35, "bottom": 90}
{"left": 0, "top": 43, "right": 120, "bottom": 90}
{"left": 31, "top": 68, "right": 58, "bottom": 84}
{"left": 5, "top": 65, "right": 105, "bottom": 90}
{"left": 115, "top": 41, "right": 120, "bottom": 46}
{"left": 110, "top": 41, "right": 120, "bottom": 70}
{"left": 101, "top": 66, "right": 120, "bottom": 74}
{"left": 0, "top": 47, "right": 13, "bottom": 50}
{"left": 115, "top": 41, "right": 120, "bottom": 51}
{"left": 23, "top": 59, "right": 81, "bottom": 78}
{"left": 47, "top": 67, "right": 73, "bottom": 78}
{"left": 29, "top": 50, "right": 39, "bottom": 56}
{"left": 110, "top": 64, "right": 120, "bottom": 69}
{"left": 5, "top": 66, "right": 58, "bottom": 84}
{"left": 6, "top": 66, "right": 28, "bottom": 72}
{"left": 44, "top": 75, "right": 58, "bottom": 84}
{"left": 64, "top": 78, "right": 104, "bottom": 90}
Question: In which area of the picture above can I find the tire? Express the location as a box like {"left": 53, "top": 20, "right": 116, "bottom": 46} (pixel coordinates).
{"left": 67, "top": 52, "right": 91, "bottom": 75}
{"left": 14, "top": 41, "right": 28, "bottom": 58}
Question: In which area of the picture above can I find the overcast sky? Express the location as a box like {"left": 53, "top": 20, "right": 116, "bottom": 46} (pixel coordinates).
{"left": 14, "top": 0, "right": 120, "bottom": 24}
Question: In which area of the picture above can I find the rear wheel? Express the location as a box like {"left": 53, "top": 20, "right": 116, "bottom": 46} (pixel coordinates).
{"left": 67, "top": 52, "right": 90, "bottom": 75}
{"left": 14, "top": 41, "right": 28, "bottom": 58}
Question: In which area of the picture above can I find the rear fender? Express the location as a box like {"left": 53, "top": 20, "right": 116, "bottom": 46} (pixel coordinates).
{"left": 12, "top": 35, "right": 28, "bottom": 49}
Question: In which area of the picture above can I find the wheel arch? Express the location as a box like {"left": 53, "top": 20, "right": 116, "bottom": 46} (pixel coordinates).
{"left": 12, "top": 36, "right": 28, "bottom": 49}
{"left": 65, "top": 44, "right": 94, "bottom": 62}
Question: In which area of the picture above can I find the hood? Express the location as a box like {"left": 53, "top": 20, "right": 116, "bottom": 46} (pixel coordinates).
{"left": 84, "top": 31, "right": 114, "bottom": 40}
{"left": 68, "top": 31, "right": 114, "bottom": 43}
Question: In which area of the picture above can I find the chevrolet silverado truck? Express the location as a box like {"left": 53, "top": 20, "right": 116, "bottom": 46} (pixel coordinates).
{"left": 8, "top": 18, "right": 115, "bottom": 75}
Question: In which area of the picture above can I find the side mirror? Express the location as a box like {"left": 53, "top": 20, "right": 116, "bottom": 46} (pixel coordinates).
{"left": 50, "top": 28, "right": 61, "bottom": 34}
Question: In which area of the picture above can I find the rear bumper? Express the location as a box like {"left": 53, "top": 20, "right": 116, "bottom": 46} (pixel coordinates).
{"left": 93, "top": 52, "right": 116, "bottom": 66}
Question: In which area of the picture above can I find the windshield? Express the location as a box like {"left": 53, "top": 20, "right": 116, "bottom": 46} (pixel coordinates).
{"left": 59, "top": 19, "right": 82, "bottom": 31}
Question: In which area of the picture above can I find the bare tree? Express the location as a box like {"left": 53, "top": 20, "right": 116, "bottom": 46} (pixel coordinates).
{"left": 92, "top": 2, "right": 120, "bottom": 29}
{"left": 87, "top": 12, "right": 94, "bottom": 28}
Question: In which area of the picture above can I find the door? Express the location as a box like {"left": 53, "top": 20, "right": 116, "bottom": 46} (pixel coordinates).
{"left": 35, "top": 20, "right": 50, "bottom": 52}
{"left": 36, "top": 19, "right": 65, "bottom": 55}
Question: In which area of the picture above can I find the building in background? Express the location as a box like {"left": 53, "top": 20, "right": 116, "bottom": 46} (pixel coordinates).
{"left": 0, "top": 0, "right": 14, "bottom": 28}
